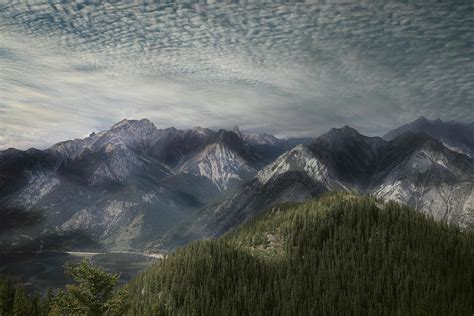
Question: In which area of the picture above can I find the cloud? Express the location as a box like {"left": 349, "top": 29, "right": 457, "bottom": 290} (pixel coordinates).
{"left": 0, "top": 1, "right": 473, "bottom": 149}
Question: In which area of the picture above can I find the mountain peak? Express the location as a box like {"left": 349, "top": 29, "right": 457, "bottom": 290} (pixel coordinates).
{"left": 216, "top": 129, "right": 242, "bottom": 144}
{"left": 110, "top": 119, "right": 133, "bottom": 129}
{"left": 414, "top": 116, "right": 429, "bottom": 123}
{"left": 312, "top": 126, "right": 375, "bottom": 151}
{"left": 192, "top": 126, "right": 213, "bottom": 137}
{"left": 383, "top": 117, "right": 473, "bottom": 158}
{"left": 413, "top": 116, "right": 443, "bottom": 125}
{"left": 411, "top": 116, "right": 442, "bottom": 128}
{"left": 324, "top": 125, "right": 362, "bottom": 139}
{"left": 233, "top": 125, "right": 242, "bottom": 139}
{"left": 242, "top": 132, "right": 280, "bottom": 146}
{"left": 110, "top": 118, "right": 155, "bottom": 130}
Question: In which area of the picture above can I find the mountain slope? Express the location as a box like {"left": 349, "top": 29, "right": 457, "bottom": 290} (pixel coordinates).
{"left": 170, "top": 127, "right": 474, "bottom": 247}
{"left": 384, "top": 116, "right": 474, "bottom": 158}
{"left": 2, "top": 118, "right": 473, "bottom": 252}
{"left": 126, "top": 194, "right": 474, "bottom": 315}
{"left": 175, "top": 130, "right": 257, "bottom": 191}
{"left": 0, "top": 119, "right": 309, "bottom": 251}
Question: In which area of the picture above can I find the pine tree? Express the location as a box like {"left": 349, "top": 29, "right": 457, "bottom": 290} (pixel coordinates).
{"left": 0, "top": 276, "right": 14, "bottom": 315}
{"left": 12, "top": 285, "right": 29, "bottom": 316}
{"left": 41, "top": 288, "right": 54, "bottom": 316}
{"left": 30, "top": 292, "right": 41, "bottom": 316}
{"left": 54, "top": 260, "right": 128, "bottom": 315}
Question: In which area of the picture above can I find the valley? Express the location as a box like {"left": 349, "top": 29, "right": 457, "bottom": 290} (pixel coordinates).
{"left": 0, "top": 251, "right": 159, "bottom": 294}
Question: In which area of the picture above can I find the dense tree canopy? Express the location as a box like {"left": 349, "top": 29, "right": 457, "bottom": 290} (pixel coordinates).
{"left": 0, "top": 275, "right": 44, "bottom": 316}
{"left": 126, "top": 193, "right": 474, "bottom": 315}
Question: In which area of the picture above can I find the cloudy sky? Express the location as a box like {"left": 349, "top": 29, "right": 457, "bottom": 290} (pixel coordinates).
{"left": 0, "top": 0, "right": 473, "bottom": 150}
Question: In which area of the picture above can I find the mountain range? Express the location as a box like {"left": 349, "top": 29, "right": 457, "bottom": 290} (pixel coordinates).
{"left": 0, "top": 117, "right": 472, "bottom": 252}
{"left": 384, "top": 116, "right": 474, "bottom": 158}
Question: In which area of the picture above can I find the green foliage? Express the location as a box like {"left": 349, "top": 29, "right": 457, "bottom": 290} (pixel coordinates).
{"left": 54, "top": 260, "right": 128, "bottom": 316}
{"left": 0, "top": 260, "right": 128, "bottom": 316}
{"left": 0, "top": 276, "right": 44, "bottom": 316}
{"left": 12, "top": 286, "right": 29, "bottom": 316}
{"left": 41, "top": 288, "right": 54, "bottom": 316}
{"left": 126, "top": 193, "right": 474, "bottom": 315}
{"left": 0, "top": 276, "right": 15, "bottom": 316}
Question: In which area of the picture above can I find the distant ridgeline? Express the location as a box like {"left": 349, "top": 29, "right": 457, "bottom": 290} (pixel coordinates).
{"left": 126, "top": 193, "right": 474, "bottom": 315}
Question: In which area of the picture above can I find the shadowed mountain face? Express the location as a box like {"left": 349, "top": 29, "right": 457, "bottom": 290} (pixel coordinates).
{"left": 384, "top": 116, "right": 474, "bottom": 158}
{"left": 168, "top": 125, "right": 474, "bottom": 248}
{"left": 0, "top": 119, "right": 311, "bottom": 251}
{"left": 1, "top": 118, "right": 473, "bottom": 252}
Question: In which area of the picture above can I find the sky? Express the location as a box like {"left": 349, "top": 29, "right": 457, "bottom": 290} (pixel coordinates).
{"left": 0, "top": 0, "right": 473, "bottom": 150}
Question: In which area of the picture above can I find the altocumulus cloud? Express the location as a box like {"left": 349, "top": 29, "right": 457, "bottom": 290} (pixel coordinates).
{"left": 0, "top": 0, "right": 473, "bottom": 149}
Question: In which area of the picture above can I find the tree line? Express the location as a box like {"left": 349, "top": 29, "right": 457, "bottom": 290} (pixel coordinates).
{"left": 125, "top": 193, "right": 474, "bottom": 315}
{"left": 1, "top": 193, "right": 473, "bottom": 315}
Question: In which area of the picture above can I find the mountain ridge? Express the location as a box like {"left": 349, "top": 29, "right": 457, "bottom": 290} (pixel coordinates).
{"left": 0, "top": 119, "right": 313, "bottom": 251}
{"left": 1, "top": 117, "right": 473, "bottom": 252}
{"left": 384, "top": 116, "right": 474, "bottom": 158}
{"left": 165, "top": 125, "right": 473, "bottom": 249}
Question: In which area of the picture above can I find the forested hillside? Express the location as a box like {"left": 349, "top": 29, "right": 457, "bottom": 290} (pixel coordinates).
{"left": 126, "top": 193, "right": 474, "bottom": 315}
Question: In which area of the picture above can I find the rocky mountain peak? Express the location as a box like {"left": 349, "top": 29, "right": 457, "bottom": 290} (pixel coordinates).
{"left": 213, "top": 130, "right": 257, "bottom": 161}
{"left": 242, "top": 132, "right": 281, "bottom": 146}
{"left": 325, "top": 125, "right": 362, "bottom": 138}
{"left": 315, "top": 126, "right": 372, "bottom": 148}
{"left": 233, "top": 125, "right": 242, "bottom": 139}
{"left": 192, "top": 126, "right": 213, "bottom": 137}
{"left": 413, "top": 115, "right": 429, "bottom": 124}
{"left": 411, "top": 116, "right": 444, "bottom": 126}
{"left": 164, "top": 127, "right": 178, "bottom": 133}
{"left": 216, "top": 130, "right": 243, "bottom": 146}
{"left": 110, "top": 118, "right": 156, "bottom": 132}
{"left": 384, "top": 116, "right": 474, "bottom": 158}
{"left": 89, "top": 118, "right": 159, "bottom": 151}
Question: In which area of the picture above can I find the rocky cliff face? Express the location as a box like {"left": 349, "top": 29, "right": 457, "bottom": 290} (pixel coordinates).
{"left": 1, "top": 118, "right": 472, "bottom": 252}
{"left": 0, "top": 119, "right": 304, "bottom": 251}
{"left": 171, "top": 126, "right": 473, "bottom": 248}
